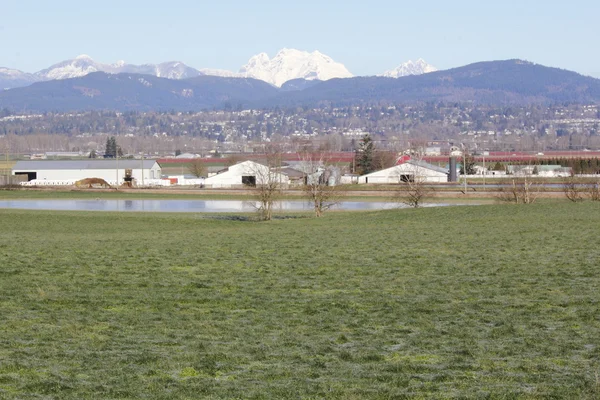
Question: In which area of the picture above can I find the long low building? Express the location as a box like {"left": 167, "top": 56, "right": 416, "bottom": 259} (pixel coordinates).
{"left": 358, "top": 160, "right": 450, "bottom": 184}
{"left": 204, "top": 160, "right": 290, "bottom": 188}
{"left": 12, "top": 160, "right": 162, "bottom": 185}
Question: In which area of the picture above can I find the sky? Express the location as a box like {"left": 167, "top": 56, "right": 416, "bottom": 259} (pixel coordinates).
{"left": 1, "top": 0, "right": 599, "bottom": 78}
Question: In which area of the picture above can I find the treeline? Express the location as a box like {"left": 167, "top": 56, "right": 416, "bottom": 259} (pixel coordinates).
{"left": 1, "top": 103, "right": 599, "bottom": 153}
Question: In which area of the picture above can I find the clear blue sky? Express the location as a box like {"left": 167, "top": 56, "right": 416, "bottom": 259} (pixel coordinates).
{"left": 2, "top": 0, "right": 599, "bottom": 77}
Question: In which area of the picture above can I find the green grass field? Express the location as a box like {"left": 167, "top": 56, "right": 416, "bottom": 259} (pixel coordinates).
{"left": 1, "top": 204, "right": 600, "bottom": 399}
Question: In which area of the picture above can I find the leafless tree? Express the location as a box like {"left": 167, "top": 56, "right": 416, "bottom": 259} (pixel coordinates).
{"left": 393, "top": 149, "right": 433, "bottom": 208}
{"left": 187, "top": 158, "right": 207, "bottom": 178}
{"left": 225, "top": 154, "right": 245, "bottom": 167}
{"left": 586, "top": 179, "right": 600, "bottom": 201}
{"left": 372, "top": 150, "right": 398, "bottom": 171}
{"left": 563, "top": 174, "right": 584, "bottom": 202}
{"left": 251, "top": 146, "right": 286, "bottom": 221}
{"left": 300, "top": 152, "right": 344, "bottom": 217}
{"left": 496, "top": 164, "right": 540, "bottom": 204}
{"left": 497, "top": 177, "right": 539, "bottom": 204}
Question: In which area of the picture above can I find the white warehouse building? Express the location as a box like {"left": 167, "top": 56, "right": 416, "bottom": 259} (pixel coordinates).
{"left": 358, "top": 160, "right": 449, "bottom": 184}
{"left": 12, "top": 160, "right": 162, "bottom": 185}
{"left": 204, "top": 160, "right": 290, "bottom": 188}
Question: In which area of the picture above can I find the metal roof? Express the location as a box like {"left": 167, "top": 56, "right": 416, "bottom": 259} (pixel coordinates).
{"left": 406, "top": 159, "right": 449, "bottom": 174}
{"left": 13, "top": 160, "right": 159, "bottom": 171}
{"left": 361, "top": 159, "right": 449, "bottom": 178}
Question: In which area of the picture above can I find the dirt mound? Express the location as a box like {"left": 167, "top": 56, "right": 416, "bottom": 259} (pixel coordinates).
{"left": 75, "top": 178, "right": 113, "bottom": 189}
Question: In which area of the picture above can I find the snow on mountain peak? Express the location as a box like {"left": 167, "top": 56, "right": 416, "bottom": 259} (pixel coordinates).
{"left": 236, "top": 48, "right": 353, "bottom": 87}
{"left": 0, "top": 67, "right": 27, "bottom": 77}
{"left": 381, "top": 59, "right": 438, "bottom": 78}
{"left": 5, "top": 52, "right": 436, "bottom": 90}
{"left": 36, "top": 55, "right": 101, "bottom": 80}
{"left": 33, "top": 56, "right": 203, "bottom": 81}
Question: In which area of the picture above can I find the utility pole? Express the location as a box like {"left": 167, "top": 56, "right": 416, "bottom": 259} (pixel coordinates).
{"left": 483, "top": 153, "right": 486, "bottom": 189}
{"left": 5, "top": 140, "right": 9, "bottom": 185}
{"left": 461, "top": 143, "right": 467, "bottom": 193}
{"left": 116, "top": 149, "right": 119, "bottom": 189}
{"left": 141, "top": 150, "right": 144, "bottom": 187}
{"left": 463, "top": 151, "right": 467, "bottom": 193}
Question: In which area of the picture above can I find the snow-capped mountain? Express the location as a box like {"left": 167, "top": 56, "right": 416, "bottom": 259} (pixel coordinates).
{"left": 119, "top": 61, "right": 203, "bottom": 80}
{"left": 3, "top": 49, "right": 356, "bottom": 91}
{"left": 199, "top": 49, "right": 353, "bottom": 87}
{"left": 381, "top": 59, "right": 437, "bottom": 78}
{"left": 237, "top": 48, "right": 353, "bottom": 87}
{"left": 198, "top": 68, "right": 242, "bottom": 78}
{"left": 34, "top": 55, "right": 203, "bottom": 81}
{"left": 0, "top": 68, "right": 40, "bottom": 90}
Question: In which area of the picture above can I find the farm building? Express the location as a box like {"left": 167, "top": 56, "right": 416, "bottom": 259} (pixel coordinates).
{"left": 204, "top": 160, "right": 290, "bottom": 188}
{"left": 276, "top": 166, "right": 307, "bottom": 186}
{"left": 12, "top": 160, "right": 162, "bottom": 186}
{"left": 358, "top": 160, "right": 449, "bottom": 184}
{"left": 507, "top": 165, "right": 572, "bottom": 177}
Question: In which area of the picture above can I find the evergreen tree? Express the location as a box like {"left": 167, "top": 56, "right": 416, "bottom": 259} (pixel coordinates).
{"left": 105, "top": 137, "right": 112, "bottom": 158}
{"left": 355, "top": 134, "right": 375, "bottom": 175}
{"left": 105, "top": 137, "right": 118, "bottom": 158}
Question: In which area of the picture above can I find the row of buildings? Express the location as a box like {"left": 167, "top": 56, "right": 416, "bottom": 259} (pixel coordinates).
{"left": 11, "top": 158, "right": 455, "bottom": 188}
{"left": 11, "top": 158, "right": 573, "bottom": 188}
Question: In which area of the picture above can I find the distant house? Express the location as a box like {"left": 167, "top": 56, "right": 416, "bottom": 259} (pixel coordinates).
{"left": 507, "top": 165, "right": 572, "bottom": 177}
{"left": 12, "top": 160, "right": 162, "bottom": 185}
{"left": 175, "top": 153, "right": 201, "bottom": 159}
{"left": 204, "top": 160, "right": 290, "bottom": 188}
{"left": 425, "top": 147, "right": 442, "bottom": 156}
{"left": 358, "top": 160, "right": 449, "bottom": 184}
{"left": 44, "top": 151, "right": 90, "bottom": 158}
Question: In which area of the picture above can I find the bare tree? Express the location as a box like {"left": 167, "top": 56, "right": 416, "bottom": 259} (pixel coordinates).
{"left": 586, "top": 179, "right": 600, "bottom": 201}
{"left": 394, "top": 150, "right": 434, "bottom": 208}
{"left": 563, "top": 174, "right": 584, "bottom": 202}
{"left": 372, "top": 150, "right": 398, "bottom": 171}
{"left": 300, "top": 152, "right": 344, "bottom": 217}
{"left": 225, "top": 154, "right": 245, "bottom": 167}
{"left": 496, "top": 164, "right": 540, "bottom": 204}
{"left": 497, "top": 178, "right": 539, "bottom": 204}
{"left": 251, "top": 147, "right": 286, "bottom": 221}
{"left": 187, "top": 158, "right": 207, "bottom": 178}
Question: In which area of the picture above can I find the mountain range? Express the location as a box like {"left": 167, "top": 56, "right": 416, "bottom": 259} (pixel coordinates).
{"left": 381, "top": 59, "right": 438, "bottom": 78}
{"left": 0, "top": 49, "right": 435, "bottom": 89}
{"left": 1, "top": 59, "right": 599, "bottom": 112}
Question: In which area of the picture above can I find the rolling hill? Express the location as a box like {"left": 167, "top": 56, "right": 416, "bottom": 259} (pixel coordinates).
{"left": 258, "top": 60, "right": 600, "bottom": 107}
{"left": 0, "top": 73, "right": 279, "bottom": 112}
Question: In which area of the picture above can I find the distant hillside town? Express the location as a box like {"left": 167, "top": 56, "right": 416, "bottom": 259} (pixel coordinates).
{"left": 1, "top": 103, "right": 599, "bottom": 158}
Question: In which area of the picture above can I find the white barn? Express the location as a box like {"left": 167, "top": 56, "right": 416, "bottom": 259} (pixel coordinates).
{"left": 204, "top": 160, "right": 290, "bottom": 188}
{"left": 358, "top": 160, "right": 449, "bottom": 184}
{"left": 12, "top": 160, "right": 162, "bottom": 186}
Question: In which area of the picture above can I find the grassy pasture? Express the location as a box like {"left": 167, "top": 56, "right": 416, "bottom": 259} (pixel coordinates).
{"left": 1, "top": 203, "right": 600, "bottom": 398}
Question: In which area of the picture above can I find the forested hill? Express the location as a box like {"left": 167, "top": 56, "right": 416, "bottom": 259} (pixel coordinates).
{"left": 1, "top": 60, "right": 599, "bottom": 112}
{"left": 256, "top": 60, "right": 600, "bottom": 107}
{"left": 0, "top": 73, "right": 279, "bottom": 112}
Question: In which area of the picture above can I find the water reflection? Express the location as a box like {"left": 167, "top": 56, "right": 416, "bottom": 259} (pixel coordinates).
{"left": 0, "top": 199, "right": 450, "bottom": 213}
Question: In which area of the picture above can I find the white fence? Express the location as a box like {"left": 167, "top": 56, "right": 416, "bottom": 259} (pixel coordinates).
{"left": 20, "top": 179, "right": 171, "bottom": 187}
